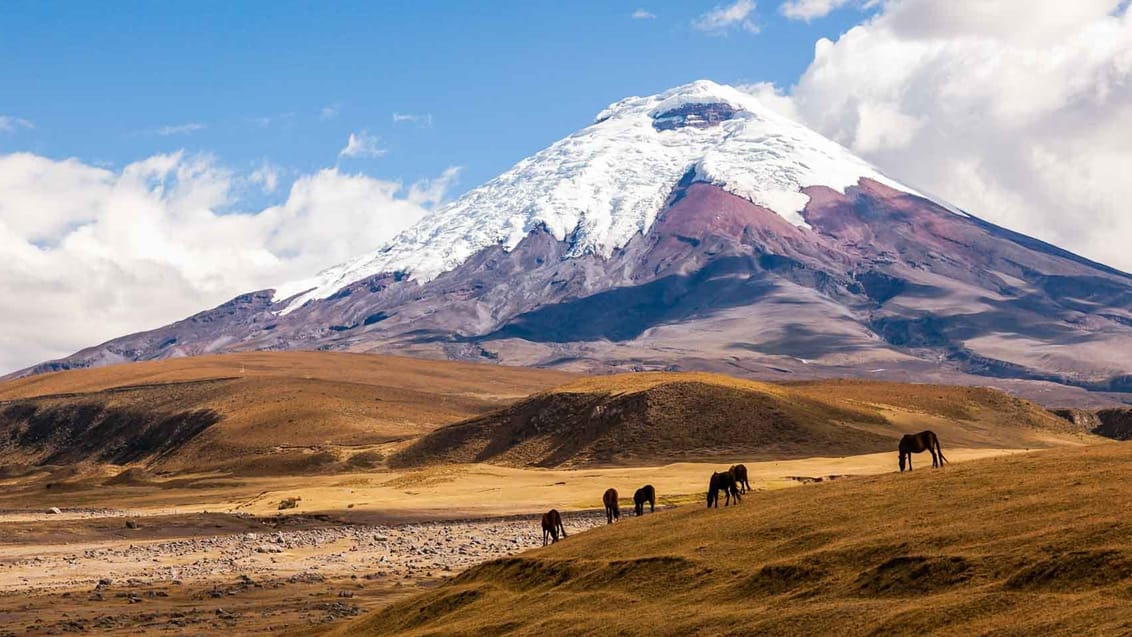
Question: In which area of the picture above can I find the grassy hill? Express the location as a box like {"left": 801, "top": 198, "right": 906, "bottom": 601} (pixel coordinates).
{"left": 393, "top": 372, "right": 1083, "bottom": 468}
{"left": 0, "top": 352, "right": 575, "bottom": 475}
{"left": 327, "top": 443, "right": 1132, "bottom": 637}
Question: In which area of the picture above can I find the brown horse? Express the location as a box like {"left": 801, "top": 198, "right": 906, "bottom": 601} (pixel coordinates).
{"left": 728, "top": 464, "right": 751, "bottom": 493}
{"left": 541, "top": 509, "right": 566, "bottom": 545}
{"left": 633, "top": 485, "right": 656, "bottom": 516}
{"left": 603, "top": 488, "right": 620, "bottom": 524}
{"left": 707, "top": 471, "right": 741, "bottom": 508}
{"left": 898, "top": 430, "right": 948, "bottom": 472}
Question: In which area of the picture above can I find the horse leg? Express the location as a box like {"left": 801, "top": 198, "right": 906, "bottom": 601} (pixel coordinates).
{"left": 559, "top": 522, "right": 567, "bottom": 539}
{"left": 542, "top": 528, "right": 548, "bottom": 546}
{"left": 930, "top": 447, "right": 939, "bottom": 468}
{"left": 650, "top": 498, "right": 654, "bottom": 513}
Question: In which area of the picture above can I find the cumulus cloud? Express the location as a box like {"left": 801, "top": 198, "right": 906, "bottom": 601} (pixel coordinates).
{"left": 779, "top": 0, "right": 857, "bottom": 21}
{"left": 339, "top": 130, "right": 386, "bottom": 159}
{"left": 752, "top": 0, "right": 1132, "bottom": 273}
{"left": 632, "top": 9, "right": 657, "bottom": 19}
{"left": 693, "top": 0, "right": 760, "bottom": 34}
{"left": 154, "top": 122, "right": 206, "bottom": 136}
{"left": 0, "top": 116, "right": 33, "bottom": 134}
{"left": 0, "top": 151, "right": 458, "bottom": 372}
{"left": 320, "top": 104, "right": 340, "bottom": 120}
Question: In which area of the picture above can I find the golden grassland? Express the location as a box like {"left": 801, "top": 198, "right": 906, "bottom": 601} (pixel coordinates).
{"left": 0, "top": 353, "right": 1123, "bottom": 636}
{"left": 395, "top": 371, "right": 1087, "bottom": 468}
{"left": 326, "top": 443, "right": 1132, "bottom": 637}
{"left": 0, "top": 352, "right": 576, "bottom": 473}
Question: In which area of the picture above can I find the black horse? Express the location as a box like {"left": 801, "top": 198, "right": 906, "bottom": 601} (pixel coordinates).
{"left": 728, "top": 464, "right": 751, "bottom": 493}
{"left": 541, "top": 509, "right": 567, "bottom": 545}
{"left": 898, "top": 430, "right": 948, "bottom": 472}
{"left": 603, "top": 488, "right": 621, "bottom": 523}
{"left": 707, "top": 471, "right": 741, "bottom": 508}
{"left": 633, "top": 485, "right": 656, "bottom": 516}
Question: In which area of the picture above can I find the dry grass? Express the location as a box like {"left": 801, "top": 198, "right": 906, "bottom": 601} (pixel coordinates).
{"left": 395, "top": 373, "right": 1088, "bottom": 468}
{"left": 0, "top": 352, "right": 575, "bottom": 474}
{"left": 327, "top": 443, "right": 1132, "bottom": 637}
{"left": 0, "top": 447, "right": 1023, "bottom": 520}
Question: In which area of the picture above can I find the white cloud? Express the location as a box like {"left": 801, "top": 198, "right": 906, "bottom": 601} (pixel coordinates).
{"left": 407, "top": 166, "right": 461, "bottom": 207}
{"left": 755, "top": 0, "right": 1132, "bottom": 273}
{"left": 320, "top": 104, "right": 340, "bottom": 120}
{"left": 0, "top": 116, "right": 34, "bottom": 134}
{"left": 0, "top": 151, "right": 458, "bottom": 372}
{"left": 249, "top": 161, "right": 280, "bottom": 193}
{"left": 339, "top": 130, "right": 386, "bottom": 159}
{"left": 632, "top": 9, "right": 657, "bottom": 19}
{"left": 780, "top": 0, "right": 856, "bottom": 21}
{"left": 739, "top": 81, "right": 800, "bottom": 120}
{"left": 693, "top": 0, "right": 760, "bottom": 34}
{"left": 155, "top": 122, "right": 206, "bottom": 136}
{"left": 392, "top": 112, "right": 433, "bottom": 126}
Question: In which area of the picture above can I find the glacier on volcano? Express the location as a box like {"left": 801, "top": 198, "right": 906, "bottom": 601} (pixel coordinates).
{"left": 274, "top": 80, "right": 925, "bottom": 311}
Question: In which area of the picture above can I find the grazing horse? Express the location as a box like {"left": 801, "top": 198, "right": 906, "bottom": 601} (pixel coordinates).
{"left": 898, "top": 430, "right": 948, "bottom": 472}
{"left": 728, "top": 464, "right": 751, "bottom": 494}
{"left": 603, "top": 488, "right": 621, "bottom": 524}
{"left": 633, "top": 485, "right": 656, "bottom": 516}
{"left": 541, "top": 509, "right": 566, "bottom": 545}
{"left": 706, "top": 471, "right": 741, "bottom": 508}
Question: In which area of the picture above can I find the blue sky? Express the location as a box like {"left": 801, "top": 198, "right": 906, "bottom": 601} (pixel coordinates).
{"left": 0, "top": 1, "right": 873, "bottom": 200}
{"left": 2, "top": 0, "right": 1129, "bottom": 372}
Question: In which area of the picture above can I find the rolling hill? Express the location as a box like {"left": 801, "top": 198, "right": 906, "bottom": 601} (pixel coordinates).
{"left": 326, "top": 443, "right": 1132, "bottom": 637}
{"left": 0, "top": 351, "right": 575, "bottom": 475}
{"left": 393, "top": 373, "right": 1085, "bottom": 468}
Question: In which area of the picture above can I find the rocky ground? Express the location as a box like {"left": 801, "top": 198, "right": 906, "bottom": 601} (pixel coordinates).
{"left": 0, "top": 510, "right": 606, "bottom": 635}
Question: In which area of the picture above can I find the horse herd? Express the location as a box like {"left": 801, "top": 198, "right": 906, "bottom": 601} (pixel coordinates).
{"left": 541, "top": 464, "right": 749, "bottom": 545}
{"left": 542, "top": 431, "right": 946, "bottom": 545}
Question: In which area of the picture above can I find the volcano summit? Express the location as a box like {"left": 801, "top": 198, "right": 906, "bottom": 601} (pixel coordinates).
{"left": 19, "top": 81, "right": 1132, "bottom": 398}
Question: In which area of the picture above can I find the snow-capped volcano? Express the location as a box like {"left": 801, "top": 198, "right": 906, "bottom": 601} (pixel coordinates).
{"left": 275, "top": 81, "right": 920, "bottom": 310}
{"left": 16, "top": 81, "right": 1132, "bottom": 403}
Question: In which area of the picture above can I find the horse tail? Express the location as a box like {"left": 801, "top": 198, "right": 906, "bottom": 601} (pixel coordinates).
{"left": 935, "top": 435, "right": 948, "bottom": 465}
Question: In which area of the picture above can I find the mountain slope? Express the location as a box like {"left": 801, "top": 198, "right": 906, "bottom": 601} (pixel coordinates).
{"left": 15, "top": 81, "right": 1131, "bottom": 401}
{"left": 326, "top": 444, "right": 1132, "bottom": 637}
